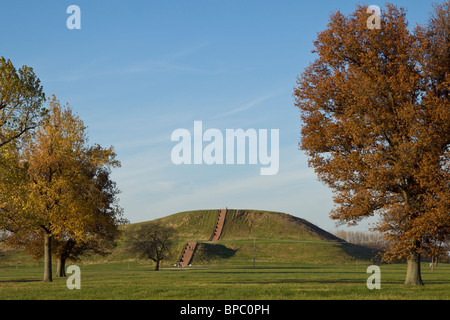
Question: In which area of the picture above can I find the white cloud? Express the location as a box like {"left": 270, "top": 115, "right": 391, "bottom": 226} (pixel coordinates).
{"left": 212, "top": 90, "right": 282, "bottom": 119}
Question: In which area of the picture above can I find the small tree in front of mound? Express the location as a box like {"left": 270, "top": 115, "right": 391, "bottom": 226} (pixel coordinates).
{"left": 126, "top": 222, "right": 177, "bottom": 271}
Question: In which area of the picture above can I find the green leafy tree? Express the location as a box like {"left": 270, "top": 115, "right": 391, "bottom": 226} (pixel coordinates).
{"left": 0, "top": 57, "right": 46, "bottom": 260}
{"left": 0, "top": 142, "right": 30, "bottom": 239}
{"left": 0, "top": 57, "right": 46, "bottom": 149}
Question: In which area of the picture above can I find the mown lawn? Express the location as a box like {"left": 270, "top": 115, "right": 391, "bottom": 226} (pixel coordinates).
{"left": 0, "top": 261, "right": 449, "bottom": 300}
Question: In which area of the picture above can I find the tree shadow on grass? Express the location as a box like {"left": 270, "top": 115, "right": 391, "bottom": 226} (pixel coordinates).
{"left": 218, "top": 279, "right": 362, "bottom": 285}
{"left": 0, "top": 279, "right": 40, "bottom": 283}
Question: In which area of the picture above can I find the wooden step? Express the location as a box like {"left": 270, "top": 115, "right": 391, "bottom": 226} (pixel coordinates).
{"left": 210, "top": 209, "right": 227, "bottom": 241}
{"left": 178, "top": 241, "right": 197, "bottom": 267}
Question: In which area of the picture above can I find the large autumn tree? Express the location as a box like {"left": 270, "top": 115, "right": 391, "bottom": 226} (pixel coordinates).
{"left": 5, "top": 166, "right": 127, "bottom": 277}
{"left": 17, "top": 96, "right": 121, "bottom": 282}
{"left": 294, "top": 2, "right": 449, "bottom": 285}
{"left": 52, "top": 166, "right": 127, "bottom": 277}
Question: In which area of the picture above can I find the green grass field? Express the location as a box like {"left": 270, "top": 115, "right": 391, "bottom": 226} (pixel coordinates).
{"left": 1, "top": 261, "right": 449, "bottom": 300}
{"left": 1, "top": 209, "right": 449, "bottom": 300}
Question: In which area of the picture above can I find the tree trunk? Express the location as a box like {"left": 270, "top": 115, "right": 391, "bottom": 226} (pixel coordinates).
{"left": 404, "top": 252, "right": 424, "bottom": 286}
{"left": 43, "top": 232, "right": 52, "bottom": 282}
{"left": 56, "top": 256, "right": 66, "bottom": 277}
{"left": 155, "top": 260, "right": 160, "bottom": 271}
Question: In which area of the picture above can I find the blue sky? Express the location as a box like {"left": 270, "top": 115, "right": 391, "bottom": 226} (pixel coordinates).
{"left": 1, "top": 0, "right": 441, "bottom": 232}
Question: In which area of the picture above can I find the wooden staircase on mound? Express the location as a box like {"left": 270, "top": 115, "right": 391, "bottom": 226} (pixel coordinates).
{"left": 210, "top": 208, "right": 227, "bottom": 241}
{"left": 178, "top": 241, "right": 197, "bottom": 267}
{"left": 178, "top": 209, "right": 227, "bottom": 267}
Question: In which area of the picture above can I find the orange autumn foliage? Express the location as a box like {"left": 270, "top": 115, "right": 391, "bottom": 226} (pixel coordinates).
{"left": 294, "top": 3, "right": 449, "bottom": 284}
